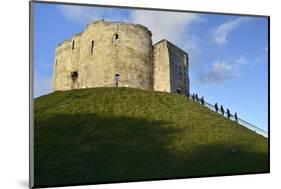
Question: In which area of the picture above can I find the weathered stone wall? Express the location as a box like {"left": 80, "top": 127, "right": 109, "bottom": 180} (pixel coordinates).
{"left": 52, "top": 20, "right": 153, "bottom": 91}
{"left": 153, "top": 40, "right": 171, "bottom": 93}
{"left": 167, "top": 41, "right": 189, "bottom": 95}
{"left": 52, "top": 20, "right": 189, "bottom": 95}
{"left": 52, "top": 39, "right": 73, "bottom": 91}
{"left": 153, "top": 40, "right": 189, "bottom": 95}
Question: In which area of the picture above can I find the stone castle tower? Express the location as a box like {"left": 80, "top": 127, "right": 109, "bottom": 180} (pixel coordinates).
{"left": 52, "top": 20, "right": 189, "bottom": 95}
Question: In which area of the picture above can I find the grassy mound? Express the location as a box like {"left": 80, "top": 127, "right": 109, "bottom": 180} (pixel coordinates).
{"left": 34, "top": 87, "right": 268, "bottom": 187}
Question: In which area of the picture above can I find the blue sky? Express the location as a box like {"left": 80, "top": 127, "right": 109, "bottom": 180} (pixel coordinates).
{"left": 33, "top": 2, "right": 269, "bottom": 131}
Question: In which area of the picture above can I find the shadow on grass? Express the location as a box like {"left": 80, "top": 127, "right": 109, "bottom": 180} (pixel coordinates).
{"left": 34, "top": 113, "right": 268, "bottom": 187}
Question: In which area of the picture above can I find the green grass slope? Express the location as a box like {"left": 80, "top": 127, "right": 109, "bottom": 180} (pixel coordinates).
{"left": 34, "top": 87, "right": 268, "bottom": 187}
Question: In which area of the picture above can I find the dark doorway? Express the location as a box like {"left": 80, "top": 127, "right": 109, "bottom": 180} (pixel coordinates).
{"left": 113, "top": 33, "right": 120, "bottom": 44}
{"left": 70, "top": 71, "right": 78, "bottom": 89}
{"left": 176, "top": 87, "right": 183, "bottom": 94}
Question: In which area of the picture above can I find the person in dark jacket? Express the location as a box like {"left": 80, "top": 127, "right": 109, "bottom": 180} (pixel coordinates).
{"left": 215, "top": 103, "right": 218, "bottom": 112}
{"left": 234, "top": 112, "right": 238, "bottom": 122}
{"left": 195, "top": 94, "right": 199, "bottom": 102}
{"left": 200, "top": 96, "right": 205, "bottom": 105}
{"left": 220, "top": 105, "right": 224, "bottom": 116}
{"left": 227, "top": 108, "right": 231, "bottom": 119}
{"left": 192, "top": 94, "right": 195, "bottom": 101}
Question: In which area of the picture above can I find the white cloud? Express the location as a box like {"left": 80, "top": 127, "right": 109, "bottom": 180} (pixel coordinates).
{"left": 59, "top": 5, "right": 130, "bottom": 24}
{"left": 131, "top": 10, "right": 201, "bottom": 45}
{"left": 59, "top": 5, "right": 202, "bottom": 57}
{"left": 212, "top": 17, "right": 249, "bottom": 46}
{"left": 60, "top": 5, "right": 202, "bottom": 48}
{"left": 131, "top": 10, "right": 203, "bottom": 70}
{"left": 235, "top": 55, "right": 249, "bottom": 65}
{"left": 200, "top": 61, "right": 239, "bottom": 85}
{"left": 199, "top": 52, "right": 265, "bottom": 86}
{"left": 61, "top": 6, "right": 204, "bottom": 67}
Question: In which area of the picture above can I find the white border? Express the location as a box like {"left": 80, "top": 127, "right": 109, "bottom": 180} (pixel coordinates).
{"left": 1, "top": 0, "right": 280, "bottom": 188}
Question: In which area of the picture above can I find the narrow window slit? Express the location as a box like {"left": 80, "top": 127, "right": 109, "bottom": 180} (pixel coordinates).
{"left": 72, "top": 40, "right": 75, "bottom": 50}
{"left": 91, "top": 40, "right": 94, "bottom": 55}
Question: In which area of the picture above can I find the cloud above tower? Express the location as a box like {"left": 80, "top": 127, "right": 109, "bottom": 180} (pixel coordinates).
{"left": 59, "top": 5, "right": 131, "bottom": 24}
{"left": 130, "top": 10, "right": 201, "bottom": 44}
{"left": 212, "top": 17, "right": 250, "bottom": 46}
{"left": 59, "top": 5, "right": 202, "bottom": 49}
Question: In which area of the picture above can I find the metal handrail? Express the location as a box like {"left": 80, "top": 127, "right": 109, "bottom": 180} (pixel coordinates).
{"left": 188, "top": 95, "right": 268, "bottom": 138}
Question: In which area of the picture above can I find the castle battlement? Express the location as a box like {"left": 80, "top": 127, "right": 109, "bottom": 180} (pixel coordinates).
{"left": 52, "top": 20, "right": 189, "bottom": 95}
